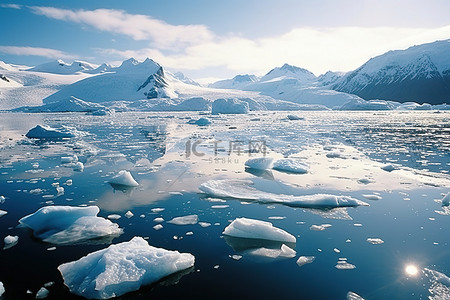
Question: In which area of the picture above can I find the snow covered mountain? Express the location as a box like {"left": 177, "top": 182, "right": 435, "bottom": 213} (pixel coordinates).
{"left": 260, "top": 63, "right": 316, "bottom": 82}
{"left": 173, "top": 72, "right": 200, "bottom": 86}
{"left": 28, "top": 59, "right": 99, "bottom": 74}
{"left": 333, "top": 40, "right": 450, "bottom": 104}
{"left": 209, "top": 74, "right": 259, "bottom": 89}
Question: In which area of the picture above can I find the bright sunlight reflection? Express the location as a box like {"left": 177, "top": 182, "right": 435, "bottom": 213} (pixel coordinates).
{"left": 405, "top": 264, "right": 419, "bottom": 276}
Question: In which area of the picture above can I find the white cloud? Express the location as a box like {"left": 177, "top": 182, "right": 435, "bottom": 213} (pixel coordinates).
{"left": 29, "top": 6, "right": 213, "bottom": 49}
{"left": 0, "top": 46, "right": 76, "bottom": 59}
{"left": 0, "top": 3, "right": 22, "bottom": 9}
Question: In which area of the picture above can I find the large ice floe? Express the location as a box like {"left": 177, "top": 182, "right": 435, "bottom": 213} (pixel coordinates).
{"left": 199, "top": 180, "right": 368, "bottom": 208}
{"left": 223, "top": 217, "right": 296, "bottom": 243}
{"left": 423, "top": 268, "right": 450, "bottom": 300}
{"left": 58, "top": 236, "right": 195, "bottom": 299}
{"left": 25, "top": 124, "right": 76, "bottom": 139}
{"left": 19, "top": 206, "right": 123, "bottom": 245}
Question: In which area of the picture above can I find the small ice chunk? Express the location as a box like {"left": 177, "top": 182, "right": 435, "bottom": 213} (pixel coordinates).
{"left": 58, "top": 237, "right": 195, "bottom": 299}
{"left": 109, "top": 170, "right": 139, "bottom": 187}
{"left": 65, "top": 179, "right": 73, "bottom": 186}
{"left": 186, "top": 231, "right": 193, "bottom": 236}
{"left": 199, "top": 222, "right": 211, "bottom": 228}
{"left": 381, "top": 164, "right": 397, "bottom": 172}
{"left": 153, "top": 217, "right": 164, "bottom": 223}
{"left": 347, "top": 291, "right": 365, "bottom": 300}
{"left": 73, "top": 162, "right": 84, "bottom": 172}
{"left": 19, "top": 206, "right": 123, "bottom": 245}
{"left": 125, "top": 211, "right": 134, "bottom": 218}
{"left": 29, "top": 188, "right": 44, "bottom": 195}
{"left": 153, "top": 224, "right": 163, "bottom": 230}
{"left": 0, "top": 210, "right": 7, "bottom": 217}
{"left": 61, "top": 156, "right": 77, "bottom": 164}
{"left": 107, "top": 214, "right": 121, "bottom": 220}
{"left": 26, "top": 125, "right": 75, "bottom": 139}
{"left": 268, "top": 216, "right": 286, "bottom": 220}
{"left": 0, "top": 281, "right": 4, "bottom": 296}
{"left": 334, "top": 248, "right": 341, "bottom": 253}
{"left": 296, "top": 256, "right": 315, "bottom": 267}
{"left": 36, "top": 287, "right": 49, "bottom": 299}
{"left": 357, "top": 178, "right": 372, "bottom": 184}
{"left": 223, "top": 217, "right": 296, "bottom": 243}
{"left": 362, "top": 194, "right": 382, "bottom": 200}
{"left": 287, "top": 114, "right": 304, "bottom": 120}
{"left": 441, "top": 192, "right": 450, "bottom": 206}
{"left": 229, "top": 254, "right": 242, "bottom": 261}
{"left": 272, "top": 158, "right": 309, "bottom": 174}
{"left": 0, "top": 195, "right": 5, "bottom": 203}
{"left": 151, "top": 208, "right": 165, "bottom": 213}
{"left": 211, "top": 205, "right": 229, "bottom": 209}
{"left": 310, "top": 224, "right": 332, "bottom": 231}
{"left": 188, "top": 117, "right": 211, "bottom": 126}
{"left": 3, "top": 235, "right": 19, "bottom": 249}
{"left": 366, "top": 238, "right": 384, "bottom": 245}
{"left": 244, "top": 157, "right": 274, "bottom": 170}
{"left": 167, "top": 215, "right": 199, "bottom": 225}
{"left": 280, "top": 244, "right": 296, "bottom": 258}
{"left": 336, "top": 259, "right": 356, "bottom": 270}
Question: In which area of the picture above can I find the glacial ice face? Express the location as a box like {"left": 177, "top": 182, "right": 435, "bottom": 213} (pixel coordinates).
{"left": 223, "top": 217, "right": 296, "bottom": 243}
{"left": 211, "top": 98, "right": 250, "bottom": 114}
{"left": 108, "top": 170, "right": 139, "bottom": 187}
{"left": 19, "top": 206, "right": 123, "bottom": 245}
{"left": 57, "top": 236, "right": 195, "bottom": 299}
{"left": 199, "top": 179, "right": 369, "bottom": 208}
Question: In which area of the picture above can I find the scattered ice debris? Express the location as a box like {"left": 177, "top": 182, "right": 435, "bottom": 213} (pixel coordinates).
{"left": 25, "top": 125, "right": 75, "bottom": 139}
{"left": 381, "top": 164, "right": 398, "bottom": 172}
{"left": 61, "top": 156, "right": 77, "bottom": 164}
{"left": 334, "top": 248, "right": 341, "bottom": 253}
{"left": 188, "top": 117, "right": 211, "bottom": 126}
{"left": 212, "top": 98, "right": 249, "bottom": 114}
{"left": 366, "top": 238, "right": 385, "bottom": 245}
{"left": 423, "top": 268, "right": 450, "bottom": 300}
{"left": 153, "top": 217, "right": 164, "bottom": 223}
{"left": 107, "top": 214, "right": 121, "bottom": 220}
{"left": 362, "top": 194, "right": 382, "bottom": 200}
{"left": 56, "top": 186, "right": 65, "bottom": 196}
{"left": 347, "top": 291, "right": 365, "bottom": 300}
{"left": 167, "top": 215, "right": 199, "bottom": 225}
{"left": 151, "top": 208, "right": 165, "bottom": 213}
{"left": 44, "top": 281, "right": 55, "bottom": 288}
{"left": 223, "top": 217, "right": 296, "bottom": 243}
{"left": 36, "top": 287, "right": 49, "bottom": 299}
{"left": 29, "top": 188, "right": 44, "bottom": 195}
{"left": 3, "top": 235, "right": 19, "bottom": 249}
{"left": 335, "top": 258, "right": 356, "bottom": 270}
{"left": 353, "top": 223, "right": 363, "bottom": 227}
{"left": 287, "top": 114, "right": 304, "bottom": 120}
{"left": 211, "top": 205, "right": 229, "bottom": 209}
{"left": 244, "top": 157, "right": 274, "bottom": 170}
{"left": 57, "top": 237, "right": 195, "bottom": 299}
{"left": 0, "top": 281, "right": 4, "bottom": 297}
{"left": 0, "top": 210, "right": 7, "bottom": 217}
{"left": 47, "top": 247, "right": 57, "bottom": 251}
{"left": 249, "top": 244, "right": 296, "bottom": 259}
{"left": 108, "top": 170, "right": 139, "bottom": 187}
{"left": 186, "top": 231, "right": 194, "bottom": 236}
{"left": 0, "top": 195, "right": 5, "bottom": 203}
{"left": 73, "top": 162, "right": 84, "bottom": 172}
{"left": 229, "top": 254, "right": 242, "bottom": 261}
{"left": 272, "top": 158, "right": 309, "bottom": 174}
{"left": 65, "top": 179, "right": 73, "bottom": 186}
{"left": 268, "top": 216, "right": 286, "bottom": 220}
{"left": 309, "top": 224, "right": 332, "bottom": 231}
{"left": 441, "top": 192, "right": 450, "bottom": 206}
{"left": 296, "top": 256, "right": 315, "bottom": 267}
{"left": 153, "top": 224, "right": 163, "bottom": 231}
{"left": 124, "top": 211, "right": 134, "bottom": 218}
{"left": 213, "top": 265, "right": 220, "bottom": 269}
{"left": 19, "top": 206, "right": 123, "bottom": 245}
{"left": 199, "top": 222, "right": 211, "bottom": 228}
{"left": 199, "top": 180, "right": 369, "bottom": 208}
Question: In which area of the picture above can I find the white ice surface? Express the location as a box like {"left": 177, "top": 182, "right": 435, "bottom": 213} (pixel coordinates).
{"left": 25, "top": 125, "right": 75, "bottom": 139}
{"left": 244, "top": 157, "right": 274, "bottom": 170}
{"left": 3, "top": 235, "right": 19, "bottom": 249}
{"left": 223, "top": 217, "right": 296, "bottom": 243}
{"left": 19, "top": 206, "right": 123, "bottom": 244}
{"left": 272, "top": 158, "right": 309, "bottom": 174}
{"left": 108, "top": 170, "right": 139, "bottom": 187}
{"left": 57, "top": 236, "right": 195, "bottom": 299}
{"left": 0, "top": 281, "right": 4, "bottom": 297}
{"left": 296, "top": 256, "right": 316, "bottom": 267}
{"left": 212, "top": 98, "right": 249, "bottom": 114}
{"left": 167, "top": 215, "right": 198, "bottom": 225}
{"left": 0, "top": 210, "right": 7, "bottom": 217}
{"left": 347, "top": 291, "right": 365, "bottom": 300}
{"left": 424, "top": 268, "right": 450, "bottom": 300}
{"left": 199, "top": 179, "right": 369, "bottom": 208}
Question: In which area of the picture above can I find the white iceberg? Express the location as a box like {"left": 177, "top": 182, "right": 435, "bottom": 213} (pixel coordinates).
{"left": 187, "top": 117, "right": 211, "bottom": 126}
{"left": 244, "top": 157, "right": 274, "bottom": 170}
{"left": 296, "top": 256, "right": 316, "bottom": 267}
{"left": 25, "top": 125, "right": 75, "bottom": 139}
{"left": 223, "top": 217, "right": 296, "bottom": 243}
{"left": 19, "top": 206, "right": 123, "bottom": 245}
{"left": 36, "top": 287, "right": 49, "bottom": 299}
{"left": 441, "top": 192, "right": 450, "bottom": 206}
{"left": 73, "top": 161, "right": 84, "bottom": 172}
{"left": 366, "top": 238, "right": 384, "bottom": 245}
{"left": 3, "top": 235, "right": 19, "bottom": 249}
{"left": 272, "top": 158, "right": 309, "bottom": 174}
{"left": 249, "top": 244, "right": 296, "bottom": 259}
{"left": 167, "top": 215, "right": 198, "bottom": 225}
{"left": 212, "top": 98, "right": 250, "bottom": 114}
{"left": 57, "top": 236, "right": 195, "bottom": 299}
{"left": 199, "top": 180, "right": 369, "bottom": 208}
{"left": 0, "top": 281, "right": 4, "bottom": 297}
{"left": 347, "top": 291, "right": 365, "bottom": 300}
{"left": 0, "top": 210, "right": 7, "bottom": 217}
{"left": 108, "top": 170, "right": 139, "bottom": 187}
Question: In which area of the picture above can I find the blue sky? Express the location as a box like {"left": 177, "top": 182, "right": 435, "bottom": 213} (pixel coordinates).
{"left": 1, "top": 0, "right": 450, "bottom": 82}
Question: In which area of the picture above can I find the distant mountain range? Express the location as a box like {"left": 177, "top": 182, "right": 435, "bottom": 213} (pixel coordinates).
{"left": 0, "top": 39, "right": 449, "bottom": 111}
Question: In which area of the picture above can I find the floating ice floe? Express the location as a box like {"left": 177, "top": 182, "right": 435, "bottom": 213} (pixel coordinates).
{"left": 212, "top": 98, "right": 250, "bottom": 114}
{"left": 0, "top": 281, "right": 4, "bottom": 297}
{"left": 248, "top": 244, "right": 296, "bottom": 259}
{"left": 25, "top": 125, "right": 75, "bottom": 139}
{"left": 366, "top": 238, "right": 384, "bottom": 245}
{"left": 36, "top": 287, "right": 49, "bottom": 299}
{"left": 287, "top": 114, "right": 304, "bottom": 120}
{"left": 199, "top": 180, "right": 369, "bottom": 208}
{"left": 19, "top": 206, "right": 123, "bottom": 245}
{"left": 61, "top": 156, "right": 77, "bottom": 164}
{"left": 347, "top": 291, "right": 365, "bottom": 300}
{"left": 362, "top": 194, "right": 382, "bottom": 200}
{"left": 58, "top": 236, "right": 195, "bottom": 299}
{"left": 125, "top": 211, "right": 134, "bottom": 218}
{"left": 423, "top": 268, "right": 450, "bottom": 300}
{"left": 335, "top": 258, "right": 356, "bottom": 270}
{"left": 0, "top": 195, "right": 5, "bottom": 203}
{"left": 73, "top": 162, "right": 84, "bottom": 172}
{"left": 167, "top": 215, "right": 199, "bottom": 225}
{"left": 3, "top": 235, "right": 19, "bottom": 249}
{"left": 153, "top": 224, "right": 163, "bottom": 230}
{"left": 223, "top": 217, "right": 296, "bottom": 243}
{"left": 0, "top": 210, "right": 7, "bottom": 217}
{"left": 296, "top": 256, "right": 315, "bottom": 267}
{"left": 310, "top": 224, "right": 332, "bottom": 231}
{"left": 441, "top": 192, "right": 450, "bottom": 206}
{"left": 272, "top": 158, "right": 309, "bottom": 174}
{"left": 188, "top": 117, "right": 211, "bottom": 126}
{"left": 244, "top": 157, "right": 274, "bottom": 170}
{"left": 108, "top": 170, "right": 139, "bottom": 187}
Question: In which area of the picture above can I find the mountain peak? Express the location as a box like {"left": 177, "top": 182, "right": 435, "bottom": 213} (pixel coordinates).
{"left": 262, "top": 63, "right": 316, "bottom": 82}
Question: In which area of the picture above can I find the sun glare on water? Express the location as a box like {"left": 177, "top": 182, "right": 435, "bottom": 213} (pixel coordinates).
{"left": 405, "top": 264, "right": 419, "bottom": 276}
